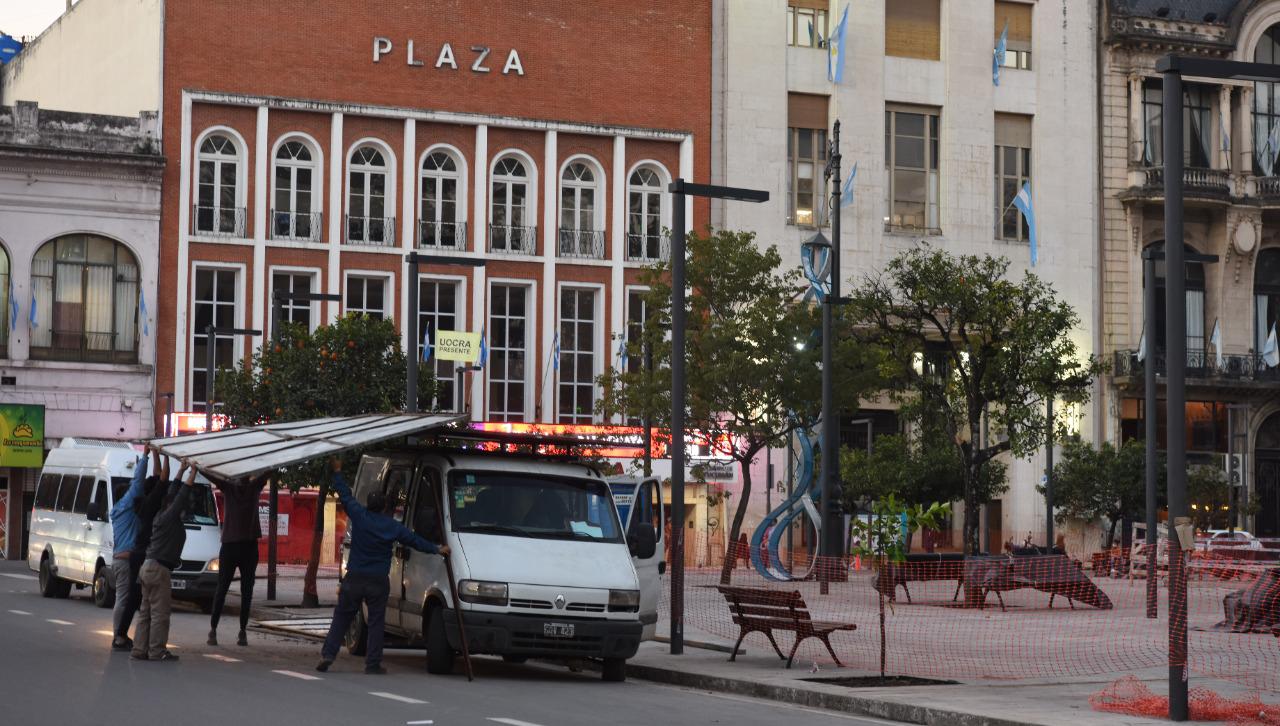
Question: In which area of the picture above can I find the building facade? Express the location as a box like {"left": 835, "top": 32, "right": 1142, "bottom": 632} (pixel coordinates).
{"left": 713, "top": 0, "right": 1102, "bottom": 549}
{"left": 0, "top": 101, "right": 163, "bottom": 559}
{"left": 1100, "top": 0, "right": 1280, "bottom": 538}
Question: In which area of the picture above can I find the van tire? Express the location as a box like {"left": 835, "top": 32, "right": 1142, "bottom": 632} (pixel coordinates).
{"left": 92, "top": 564, "right": 115, "bottom": 609}
{"left": 39, "top": 556, "right": 71, "bottom": 599}
{"left": 425, "top": 606, "right": 454, "bottom": 675}
{"left": 344, "top": 608, "right": 368, "bottom": 657}
{"left": 601, "top": 657, "right": 627, "bottom": 682}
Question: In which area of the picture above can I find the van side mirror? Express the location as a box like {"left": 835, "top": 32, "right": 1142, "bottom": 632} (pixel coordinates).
{"left": 628, "top": 523, "right": 657, "bottom": 559}
{"left": 87, "top": 500, "right": 106, "bottom": 522}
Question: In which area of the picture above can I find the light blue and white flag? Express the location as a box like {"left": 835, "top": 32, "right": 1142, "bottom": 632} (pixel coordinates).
{"left": 139, "top": 290, "right": 150, "bottom": 337}
{"left": 422, "top": 321, "right": 432, "bottom": 363}
{"left": 1012, "top": 181, "right": 1038, "bottom": 267}
{"left": 1261, "top": 121, "right": 1280, "bottom": 177}
{"left": 477, "top": 327, "right": 488, "bottom": 369}
{"left": 28, "top": 290, "right": 37, "bottom": 329}
{"left": 840, "top": 162, "right": 857, "bottom": 208}
{"left": 1266, "top": 323, "right": 1279, "bottom": 368}
{"left": 993, "top": 21, "right": 1008, "bottom": 86}
{"left": 553, "top": 330, "right": 561, "bottom": 372}
{"left": 1221, "top": 111, "right": 1231, "bottom": 169}
{"left": 827, "top": 4, "right": 850, "bottom": 84}
{"left": 1210, "top": 318, "right": 1222, "bottom": 370}
{"left": 7, "top": 286, "right": 17, "bottom": 332}
{"left": 801, "top": 243, "right": 830, "bottom": 302}
{"left": 617, "top": 336, "right": 629, "bottom": 369}
{"left": 1137, "top": 329, "right": 1147, "bottom": 362}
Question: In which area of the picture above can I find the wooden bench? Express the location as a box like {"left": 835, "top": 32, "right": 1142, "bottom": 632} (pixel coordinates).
{"left": 716, "top": 585, "right": 857, "bottom": 669}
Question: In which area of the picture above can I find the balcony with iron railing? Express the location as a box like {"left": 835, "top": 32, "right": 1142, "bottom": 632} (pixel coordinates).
{"left": 1112, "top": 349, "right": 1280, "bottom": 384}
{"left": 344, "top": 215, "right": 396, "bottom": 247}
{"left": 557, "top": 228, "right": 605, "bottom": 260}
{"left": 625, "top": 232, "right": 670, "bottom": 263}
{"left": 30, "top": 330, "right": 137, "bottom": 364}
{"left": 1129, "top": 167, "right": 1231, "bottom": 201}
{"left": 418, "top": 220, "right": 467, "bottom": 250}
{"left": 488, "top": 224, "right": 537, "bottom": 255}
{"left": 270, "top": 209, "right": 323, "bottom": 242}
{"left": 192, "top": 205, "right": 246, "bottom": 237}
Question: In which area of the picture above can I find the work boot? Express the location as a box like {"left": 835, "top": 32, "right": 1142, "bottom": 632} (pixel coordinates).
{"left": 112, "top": 636, "right": 133, "bottom": 651}
{"left": 365, "top": 664, "right": 387, "bottom": 675}
{"left": 315, "top": 659, "right": 332, "bottom": 673}
{"left": 207, "top": 628, "right": 217, "bottom": 646}
{"left": 237, "top": 629, "right": 248, "bottom": 647}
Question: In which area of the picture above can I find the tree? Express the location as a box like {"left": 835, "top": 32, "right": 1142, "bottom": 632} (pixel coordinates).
{"left": 600, "top": 228, "right": 876, "bottom": 585}
{"left": 1186, "top": 461, "right": 1258, "bottom": 531}
{"left": 840, "top": 430, "right": 1007, "bottom": 514}
{"left": 1043, "top": 437, "right": 1160, "bottom": 549}
{"left": 848, "top": 245, "right": 1102, "bottom": 557}
{"left": 217, "top": 314, "right": 437, "bottom": 606}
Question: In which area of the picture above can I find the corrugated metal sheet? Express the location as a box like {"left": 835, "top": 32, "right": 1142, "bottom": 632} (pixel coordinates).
{"left": 146, "top": 414, "right": 466, "bottom": 481}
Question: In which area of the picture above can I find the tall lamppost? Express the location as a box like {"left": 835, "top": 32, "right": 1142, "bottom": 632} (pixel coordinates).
{"left": 667, "top": 178, "right": 769, "bottom": 655}
{"left": 403, "top": 251, "right": 486, "bottom": 413}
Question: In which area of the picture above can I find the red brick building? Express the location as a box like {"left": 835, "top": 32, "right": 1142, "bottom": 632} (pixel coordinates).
{"left": 5, "top": 0, "right": 712, "bottom": 427}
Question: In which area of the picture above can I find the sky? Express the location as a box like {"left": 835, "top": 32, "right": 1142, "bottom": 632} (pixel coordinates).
{"left": 0, "top": 0, "right": 71, "bottom": 40}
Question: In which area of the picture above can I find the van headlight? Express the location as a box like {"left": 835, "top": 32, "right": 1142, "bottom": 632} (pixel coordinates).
{"left": 206, "top": 558, "right": 220, "bottom": 573}
{"left": 458, "top": 580, "right": 508, "bottom": 606}
{"left": 608, "top": 589, "right": 640, "bottom": 613}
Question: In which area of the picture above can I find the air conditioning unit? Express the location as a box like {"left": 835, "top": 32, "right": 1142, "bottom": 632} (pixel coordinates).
{"left": 58, "top": 437, "right": 134, "bottom": 450}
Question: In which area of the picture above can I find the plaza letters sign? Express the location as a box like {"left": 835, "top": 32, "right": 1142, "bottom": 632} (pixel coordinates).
{"left": 0, "top": 403, "right": 44, "bottom": 468}
{"left": 372, "top": 37, "right": 525, "bottom": 76}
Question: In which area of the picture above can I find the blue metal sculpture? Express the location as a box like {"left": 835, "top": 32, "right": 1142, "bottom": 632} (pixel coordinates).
{"left": 750, "top": 427, "right": 821, "bottom": 581}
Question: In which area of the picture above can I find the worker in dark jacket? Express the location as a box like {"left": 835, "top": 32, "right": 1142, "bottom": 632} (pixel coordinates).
{"left": 207, "top": 472, "right": 270, "bottom": 647}
{"left": 132, "top": 463, "right": 197, "bottom": 662}
{"left": 111, "top": 446, "right": 170, "bottom": 650}
{"left": 317, "top": 458, "right": 448, "bottom": 674}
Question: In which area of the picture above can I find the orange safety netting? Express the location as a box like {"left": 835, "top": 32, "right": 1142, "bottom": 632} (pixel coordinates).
{"left": 1090, "top": 676, "right": 1280, "bottom": 724}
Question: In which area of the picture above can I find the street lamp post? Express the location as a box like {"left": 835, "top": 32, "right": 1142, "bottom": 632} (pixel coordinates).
{"left": 403, "top": 251, "right": 486, "bottom": 414}
{"left": 666, "top": 178, "right": 768, "bottom": 656}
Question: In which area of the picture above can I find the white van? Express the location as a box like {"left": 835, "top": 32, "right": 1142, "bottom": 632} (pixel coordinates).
{"left": 340, "top": 448, "right": 656, "bottom": 681}
{"left": 27, "top": 438, "right": 222, "bottom": 611}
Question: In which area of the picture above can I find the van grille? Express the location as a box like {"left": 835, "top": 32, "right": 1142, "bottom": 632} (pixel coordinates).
{"left": 175, "top": 559, "right": 205, "bottom": 573}
{"left": 511, "top": 630, "right": 603, "bottom": 654}
{"left": 510, "top": 598, "right": 553, "bottom": 610}
{"left": 566, "top": 602, "right": 605, "bottom": 613}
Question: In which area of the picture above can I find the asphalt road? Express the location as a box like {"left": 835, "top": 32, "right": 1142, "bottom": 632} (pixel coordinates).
{"left": 0, "top": 561, "right": 901, "bottom": 726}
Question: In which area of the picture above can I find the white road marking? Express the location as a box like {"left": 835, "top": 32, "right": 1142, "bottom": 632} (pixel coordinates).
{"left": 488, "top": 719, "right": 546, "bottom": 726}
{"left": 46, "top": 618, "right": 74, "bottom": 625}
{"left": 272, "top": 669, "right": 322, "bottom": 681}
{"left": 407, "top": 721, "right": 435, "bottom": 725}
{"left": 8, "top": 610, "right": 31, "bottom": 615}
{"left": 1, "top": 573, "right": 37, "bottom": 580}
{"left": 203, "top": 654, "right": 242, "bottom": 663}
{"left": 369, "top": 692, "right": 428, "bottom": 705}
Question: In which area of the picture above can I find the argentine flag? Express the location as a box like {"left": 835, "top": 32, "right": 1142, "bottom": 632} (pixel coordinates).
{"left": 7, "top": 286, "right": 16, "bottom": 332}
{"left": 840, "top": 162, "right": 857, "bottom": 209}
{"left": 29, "top": 290, "right": 37, "bottom": 329}
{"left": 553, "top": 330, "right": 561, "bottom": 372}
{"left": 1012, "top": 182, "right": 1038, "bottom": 267}
{"left": 422, "top": 321, "right": 432, "bottom": 363}
{"left": 139, "top": 290, "right": 150, "bottom": 337}
{"left": 827, "top": 5, "right": 849, "bottom": 84}
{"left": 993, "top": 22, "right": 1008, "bottom": 86}
{"left": 477, "top": 327, "right": 488, "bottom": 369}
{"left": 1210, "top": 318, "right": 1222, "bottom": 369}
{"left": 1265, "top": 323, "right": 1279, "bottom": 369}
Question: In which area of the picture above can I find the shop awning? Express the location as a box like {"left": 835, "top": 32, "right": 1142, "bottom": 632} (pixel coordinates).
{"left": 145, "top": 413, "right": 467, "bottom": 481}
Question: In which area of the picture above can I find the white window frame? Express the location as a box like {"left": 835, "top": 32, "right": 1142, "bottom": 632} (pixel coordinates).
{"left": 270, "top": 133, "right": 325, "bottom": 241}
{"left": 625, "top": 161, "right": 671, "bottom": 261}
{"left": 556, "top": 282, "right": 604, "bottom": 424}
{"left": 418, "top": 274, "right": 468, "bottom": 412}
{"left": 418, "top": 143, "right": 469, "bottom": 249}
{"left": 192, "top": 126, "right": 249, "bottom": 237}
{"left": 269, "top": 266, "right": 321, "bottom": 335}
{"left": 486, "top": 278, "right": 536, "bottom": 421}
{"left": 345, "top": 138, "right": 397, "bottom": 245}
{"left": 488, "top": 150, "right": 539, "bottom": 253}
{"left": 190, "top": 262, "right": 246, "bottom": 412}
{"left": 343, "top": 269, "right": 393, "bottom": 320}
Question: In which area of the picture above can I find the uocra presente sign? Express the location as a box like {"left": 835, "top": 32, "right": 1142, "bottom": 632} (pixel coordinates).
{"left": 372, "top": 37, "right": 525, "bottom": 76}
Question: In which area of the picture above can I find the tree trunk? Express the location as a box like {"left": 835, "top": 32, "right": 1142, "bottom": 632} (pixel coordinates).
{"left": 718, "top": 455, "right": 756, "bottom": 586}
{"left": 301, "top": 480, "right": 330, "bottom": 608}
{"left": 878, "top": 585, "right": 887, "bottom": 679}
{"left": 1105, "top": 516, "right": 1119, "bottom": 551}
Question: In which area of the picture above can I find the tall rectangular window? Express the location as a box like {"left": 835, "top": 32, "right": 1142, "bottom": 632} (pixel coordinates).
{"left": 345, "top": 275, "right": 387, "bottom": 320}
{"left": 558, "top": 288, "right": 598, "bottom": 424}
{"left": 625, "top": 289, "right": 651, "bottom": 426}
{"left": 788, "top": 93, "right": 829, "bottom": 227}
{"left": 994, "top": 113, "right": 1032, "bottom": 242}
{"left": 886, "top": 0, "right": 940, "bottom": 61}
{"left": 489, "top": 284, "right": 528, "bottom": 422}
{"left": 192, "top": 267, "right": 239, "bottom": 413}
{"left": 994, "top": 1, "right": 1032, "bottom": 70}
{"left": 787, "top": 1, "right": 828, "bottom": 48}
{"left": 419, "top": 279, "right": 459, "bottom": 412}
{"left": 271, "top": 271, "right": 315, "bottom": 338}
{"left": 1141, "top": 79, "right": 1213, "bottom": 168}
{"left": 885, "top": 106, "right": 940, "bottom": 232}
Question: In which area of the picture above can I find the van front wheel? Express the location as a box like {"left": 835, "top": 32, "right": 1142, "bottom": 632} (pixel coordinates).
{"left": 345, "top": 608, "right": 368, "bottom": 657}
{"left": 601, "top": 657, "right": 627, "bottom": 682}
{"left": 39, "top": 557, "right": 71, "bottom": 599}
{"left": 92, "top": 564, "right": 115, "bottom": 609}
{"left": 425, "top": 607, "right": 454, "bottom": 675}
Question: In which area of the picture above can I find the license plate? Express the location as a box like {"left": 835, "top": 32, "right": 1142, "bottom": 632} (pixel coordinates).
{"left": 543, "top": 622, "right": 575, "bottom": 638}
{"left": 170, "top": 579, "right": 188, "bottom": 590}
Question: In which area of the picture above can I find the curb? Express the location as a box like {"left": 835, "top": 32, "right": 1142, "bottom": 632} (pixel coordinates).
{"left": 623, "top": 662, "right": 1036, "bottom": 726}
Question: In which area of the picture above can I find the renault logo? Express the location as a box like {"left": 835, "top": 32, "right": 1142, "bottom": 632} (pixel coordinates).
{"left": 554, "top": 594, "right": 566, "bottom": 610}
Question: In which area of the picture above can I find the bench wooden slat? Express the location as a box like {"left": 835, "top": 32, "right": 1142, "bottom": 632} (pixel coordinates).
{"left": 726, "top": 603, "right": 811, "bottom": 619}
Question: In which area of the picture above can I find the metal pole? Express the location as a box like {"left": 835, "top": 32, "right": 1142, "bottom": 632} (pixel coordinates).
{"left": 1144, "top": 251, "right": 1159, "bottom": 620}
{"left": 1228, "top": 408, "right": 1235, "bottom": 536}
{"left": 406, "top": 253, "right": 420, "bottom": 413}
{"left": 270, "top": 291, "right": 282, "bottom": 346}
{"left": 669, "top": 186, "right": 686, "bottom": 655}
{"left": 819, "top": 120, "right": 843, "bottom": 593}
{"left": 205, "top": 324, "right": 215, "bottom": 435}
{"left": 643, "top": 339, "right": 653, "bottom": 478}
{"left": 455, "top": 366, "right": 465, "bottom": 414}
{"left": 1045, "top": 397, "right": 1054, "bottom": 550}
{"left": 267, "top": 477, "right": 278, "bottom": 601}
{"left": 1162, "top": 68, "right": 1189, "bottom": 722}
{"left": 787, "top": 431, "right": 795, "bottom": 573}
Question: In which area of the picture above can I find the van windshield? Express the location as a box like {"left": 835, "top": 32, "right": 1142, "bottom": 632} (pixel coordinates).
{"left": 449, "top": 471, "right": 623, "bottom": 543}
{"left": 109, "top": 478, "right": 219, "bottom": 527}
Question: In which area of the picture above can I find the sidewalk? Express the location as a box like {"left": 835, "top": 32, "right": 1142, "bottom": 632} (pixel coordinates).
{"left": 219, "top": 564, "right": 338, "bottom": 622}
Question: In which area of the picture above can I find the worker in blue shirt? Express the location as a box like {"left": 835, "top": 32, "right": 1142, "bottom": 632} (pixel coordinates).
{"left": 317, "top": 457, "right": 449, "bottom": 674}
{"left": 109, "top": 445, "right": 157, "bottom": 650}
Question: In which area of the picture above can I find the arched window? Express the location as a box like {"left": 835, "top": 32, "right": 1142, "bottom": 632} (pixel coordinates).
{"left": 1144, "top": 241, "right": 1206, "bottom": 363}
{"left": 1256, "top": 25, "right": 1280, "bottom": 176}
{"left": 420, "top": 150, "right": 463, "bottom": 248}
{"left": 490, "top": 156, "right": 534, "bottom": 253}
{"left": 559, "top": 162, "right": 602, "bottom": 258}
{"left": 31, "top": 235, "right": 139, "bottom": 363}
{"left": 627, "top": 166, "right": 666, "bottom": 261}
{"left": 347, "top": 146, "right": 392, "bottom": 246}
{"left": 0, "top": 245, "right": 9, "bottom": 353}
{"left": 1255, "top": 248, "right": 1280, "bottom": 352}
{"left": 195, "top": 133, "right": 244, "bottom": 236}
{"left": 272, "top": 140, "right": 319, "bottom": 241}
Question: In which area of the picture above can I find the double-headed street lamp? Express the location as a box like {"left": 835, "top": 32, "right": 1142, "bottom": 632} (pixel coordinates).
{"left": 667, "top": 178, "right": 768, "bottom": 656}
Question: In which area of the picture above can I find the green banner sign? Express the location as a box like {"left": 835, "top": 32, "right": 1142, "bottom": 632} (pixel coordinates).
{"left": 0, "top": 404, "right": 44, "bottom": 468}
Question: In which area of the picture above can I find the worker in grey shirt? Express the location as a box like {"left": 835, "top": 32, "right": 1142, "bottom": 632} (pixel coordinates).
{"left": 132, "top": 463, "right": 197, "bottom": 662}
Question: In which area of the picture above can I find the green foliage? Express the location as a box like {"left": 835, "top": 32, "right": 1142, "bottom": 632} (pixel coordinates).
{"left": 1040, "top": 437, "right": 1158, "bottom": 547}
{"left": 1186, "top": 460, "right": 1257, "bottom": 531}
{"left": 840, "top": 433, "right": 1006, "bottom": 511}
{"left": 848, "top": 495, "right": 952, "bottom": 564}
{"left": 847, "top": 245, "right": 1102, "bottom": 553}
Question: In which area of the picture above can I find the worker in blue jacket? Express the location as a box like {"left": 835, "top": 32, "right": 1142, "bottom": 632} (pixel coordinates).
{"left": 109, "top": 445, "right": 165, "bottom": 650}
{"left": 317, "top": 457, "right": 449, "bottom": 674}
